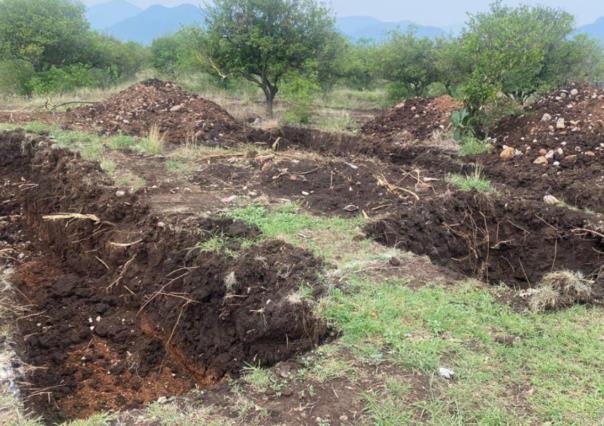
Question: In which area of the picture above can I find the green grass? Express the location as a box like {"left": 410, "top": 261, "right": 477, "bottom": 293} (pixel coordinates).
{"left": 165, "top": 159, "right": 195, "bottom": 174}
{"left": 100, "top": 159, "right": 117, "bottom": 175}
{"left": 458, "top": 137, "right": 492, "bottom": 157}
{"left": 321, "top": 277, "right": 604, "bottom": 424}
{"left": 115, "top": 173, "right": 145, "bottom": 191}
{"left": 138, "top": 125, "right": 165, "bottom": 155}
{"left": 109, "top": 134, "right": 136, "bottom": 150}
{"left": 316, "top": 112, "right": 359, "bottom": 134}
{"left": 227, "top": 203, "right": 369, "bottom": 263}
{"left": 448, "top": 172, "right": 493, "bottom": 193}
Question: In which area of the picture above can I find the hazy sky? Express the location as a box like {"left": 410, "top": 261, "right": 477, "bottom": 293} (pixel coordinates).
{"left": 81, "top": 0, "right": 604, "bottom": 26}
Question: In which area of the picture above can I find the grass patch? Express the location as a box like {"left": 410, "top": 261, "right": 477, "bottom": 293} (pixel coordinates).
{"left": 458, "top": 137, "right": 492, "bottom": 157}
{"left": 100, "top": 159, "right": 117, "bottom": 175}
{"left": 115, "top": 173, "right": 145, "bottom": 191}
{"left": 447, "top": 168, "right": 493, "bottom": 193}
{"left": 227, "top": 203, "right": 370, "bottom": 264}
{"left": 138, "top": 124, "right": 165, "bottom": 155}
{"left": 364, "top": 379, "right": 412, "bottom": 425}
{"left": 165, "top": 159, "right": 195, "bottom": 174}
{"left": 321, "top": 277, "right": 604, "bottom": 424}
{"left": 316, "top": 112, "right": 359, "bottom": 134}
{"left": 109, "top": 134, "right": 136, "bottom": 150}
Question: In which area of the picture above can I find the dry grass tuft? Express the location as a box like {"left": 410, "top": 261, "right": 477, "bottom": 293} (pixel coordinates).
{"left": 522, "top": 270, "right": 594, "bottom": 312}
{"left": 139, "top": 124, "right": 165, "bottom": 155}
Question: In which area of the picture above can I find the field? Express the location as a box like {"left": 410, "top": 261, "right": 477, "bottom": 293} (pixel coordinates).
{"left": 0, "top": 80, "right": 603, "bottom": 426}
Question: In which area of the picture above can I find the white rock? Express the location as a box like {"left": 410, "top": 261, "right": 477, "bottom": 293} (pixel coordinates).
{"left": 556, "top": 118, "right": 566, "bottom": 129}
{"left": 570, "top": 88, "right": 579, "bottom": 96}
{"left": 545, "top": 150, "right": 555, "bottom": 160}
{"left": 115, "top": 190, "right": 126, "bottom": 198}
{"left": 438, "top": 367, "right": 455, "bottom": 379}
{"left": 544, "top": 195, "right": 560, "bottom": 205}
{"left": 541, "top": 113, "right": 552, "bottom": 122}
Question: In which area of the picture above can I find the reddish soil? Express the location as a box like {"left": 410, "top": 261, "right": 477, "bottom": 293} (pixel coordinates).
{"left": 366, "top": 191, "right": 604, "bottom": 289}
{"left": 63, "top": 79, "right": 254, "bottom": 145}
{"left": 0, "top": 131, "right": 327, "bottom": 423}
{"left": 361, "top": 95, "right": 461, "bottom": 142}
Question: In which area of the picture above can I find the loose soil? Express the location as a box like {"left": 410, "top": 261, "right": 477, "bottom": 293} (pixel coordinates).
{"left": 361, "top": 95, "right": 461, "bottom": 142}
{"left": 63, "top": 79, "right": 256, "bottom": 145}
{"left": 366, "top": 191, "right": 604, "bottom": 290}
{"left": 0, "top": 131, "right": 327, "bottom": 423}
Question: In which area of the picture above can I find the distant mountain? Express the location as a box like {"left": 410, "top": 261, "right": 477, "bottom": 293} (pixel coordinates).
{"left": 336, "top": 16, "right": 446, "bottom": 42}
{"left": 575, "top": 17, "right": 604, "bottom": 45}
{"left": 86, "top": 0, "right": 141, "bottom": 31}
{"left": 105, "top": 4, "right": 205, "bottom": 45}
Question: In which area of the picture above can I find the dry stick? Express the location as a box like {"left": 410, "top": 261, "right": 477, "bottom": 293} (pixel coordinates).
{"left": 572, "top": 228, "right": 604, "bottom": 239}
{"left": 42, "top": 213, "right": 101, "bottom": 223}
{"left": 137, "top": 271, "right": 190, "bottom": 315}
{"left": 95, "top": 256, "right": 110, "bottom": 271}
{"left": 109, "top": 239, "right": 143, "bottom": 248}
{"left": 49, "top": 101, "right": 98, "bottom": 111}
{"left": 375, "top": 174, "right": 420, "bottom": 201}
{"left": 108, "top": 254, "right": 137, "bottom": 289}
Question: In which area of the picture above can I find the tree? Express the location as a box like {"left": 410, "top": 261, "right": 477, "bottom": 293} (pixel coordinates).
{"left": 377, "top": 30, "right": 439, "bottom": 101}
{"left": 0, "top": 0, "right": 91, "bottom": 72}
{"left": 201, "top": 0, "right": 336, "bottom": 116}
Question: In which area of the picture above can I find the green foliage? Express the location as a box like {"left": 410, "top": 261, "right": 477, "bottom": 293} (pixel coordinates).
{"left": 0, "top": 0, "right": 148, "bottom": 95}
{"left": 0, "top": 59, "right": 34, "bottom": 95}
{"left": 447, "top": 169, "right": 493, "bottom": 193}
{"left": 28, "top": 64, "right": 97, "bottom": 95}
{"left": 457, "top": 137, "right": 492, "bottom": 157}
{"left": 201, "top": 0, "right": 337, "bottom": 116}
{"left": 378, "top": 30, "right": 439, "bottom": 102}
{"left": 280, "top": 72, "right": 320, "bottom": 124}
{"left": 151, "top": 28, "right": 200, "bottom": 76}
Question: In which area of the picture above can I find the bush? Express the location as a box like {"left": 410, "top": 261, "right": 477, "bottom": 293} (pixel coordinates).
{"left": 281, "top": 73, "right": 320, "bottom": 125}
{"left": 28, "top": 64, "right": 99, "bottom": 95}
{"left": 0, "top": 59, "right": 34, "bottom": 95}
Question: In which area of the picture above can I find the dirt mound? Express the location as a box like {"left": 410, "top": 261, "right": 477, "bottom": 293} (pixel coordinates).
{"left": 0, "top": 131, "right": 327, "bottom": 422}
{"left": 365, "top": 191, "right": 604, "bottom": 288}
{"left": 64, "top": 79, "right": 250, "bottom": 145}
{"left": 361, "top": 95, "right": 461, "bottom": 142}
{"left": 481, "top": 85, "right": 604, "bottom": 212}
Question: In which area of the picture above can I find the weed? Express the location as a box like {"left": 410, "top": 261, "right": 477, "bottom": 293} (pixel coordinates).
{"left": 242, "top": 364, "right": 275, "bottom": 393}
{"left": 447, "top": 167, "right": 493, "bottom": 193}
{"left": 100, "top": 159, "right": 117, "bottom": 175}
{"left": 317, "top": 112, "right": 358, "bottom": 133}
{"left": 115, "top": 173, "right": 145, "bottom": 191}
{"left": 458, "top": 136, "right": 492, "bottom": 156}
{"left": 23, "top": 121, "right": 53, "bottom": 134}
{"left": 165, "top": 159, "right": 195, "bottom": 174}
{"left": 109, "top": 134, "right": 136, "bottom": 150}
{"left": 364, "top": 378, "right": 412, "bottom": 425}
{"left": 139, "top": 124, "right": 165, "bottom": 155}
{"left": 63, "top": 412, "right": 113, "bottom": 426}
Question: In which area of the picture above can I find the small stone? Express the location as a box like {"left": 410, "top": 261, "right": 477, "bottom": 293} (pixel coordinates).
{"left": 541, "top": 113, "right": 552, "bottom": 122}
{"left": 389, "top": 257, "right": 401, "bottom": 267}
{"left": 556, "top": 118, "right": 566, "bottom": 129}
{"left": 545, "top": 150, "right": 555, "bottom": 160}
{"left": 499, "top": 146, "right": 515, "bottom": 160}
{"left": 301, "top": 191, "right": 310, "bottom": 196}
{"left": 553, "top": 161, "right": 560, "bottom": 167}
{"left": 157, "top": 396, "right": 168, "bottom": 404}
{"left": 533, "top": 156, "right": 548, "bottom": 165}
{"left": 343, "top": 204, "right": 359, "bottom": 212}
{"left": 169, "top": 104, "right": 184, "bottom": 112}
{"left": 585, "top": 151, "right": 596, "bottom": 157}
{"left": 438, "top": 367, "right": 455, "bottom": 380}
{"left": 539, "top": 148, "right": 548, "bottom": 156}
{"left": 115, "top": 190, "right": 126, "bottom": 197}
{"left": 543, "top": 195, "right": 560, "bottom": 206}
{"left": 570, "top": 88, "right": 579, "bottom": 96}
{"left": 563, "top": 155, "right": 577, "bottom": 163}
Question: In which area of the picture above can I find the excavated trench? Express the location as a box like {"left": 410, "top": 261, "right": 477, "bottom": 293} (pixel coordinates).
{"left": 0, "top": 131, "right": 327, "bottom": 423}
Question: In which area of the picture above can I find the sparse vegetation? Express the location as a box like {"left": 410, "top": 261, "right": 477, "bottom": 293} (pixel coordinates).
{"left": 138, "top": 125, "right": 165, "bottom": 155}
{"left": 458, "top": 136, "right": 492, "bottom": 156}
{"left": 447, "top": 168, "right": 493, "bottom": 192}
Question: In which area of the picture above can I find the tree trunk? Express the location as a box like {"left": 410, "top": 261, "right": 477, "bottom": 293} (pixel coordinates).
{"left": 263, "top": 87, "right": 278, "bottom": 118}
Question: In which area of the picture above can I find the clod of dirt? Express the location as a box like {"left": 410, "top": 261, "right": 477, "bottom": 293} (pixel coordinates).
{"left": 361, "top": 96, "right": 461, "bottom": 142}
{"left": 64, "top": 79, "right": 252, "bottom": 146}
{"left": 520, "top": 270, "right": 595, "bottom": 311}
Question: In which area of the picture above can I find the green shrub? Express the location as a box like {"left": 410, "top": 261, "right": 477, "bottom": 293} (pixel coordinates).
{"left": 281, "top": 73, "right": 320, "bottom": 125}
{"left": 0, "top": 59, "right": 34, "bottom": 95}
{"left": 29, "top": 64, "right": 98, "bottom": 95}
{"left": 458, "top": 137, "right": 492, "bottom": 156}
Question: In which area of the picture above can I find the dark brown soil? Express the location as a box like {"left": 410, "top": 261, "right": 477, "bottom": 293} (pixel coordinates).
{"left": 366, "top": 191, "right": 604, "bottom": 289}
{"left": 0, "top": 130, "right": 328, "bottom": 423}
{"left": 361, "top": 95, "right": 461, "bottom": 142}
{"left": 63, "top": 79, "right": 254, "bottom": 145}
